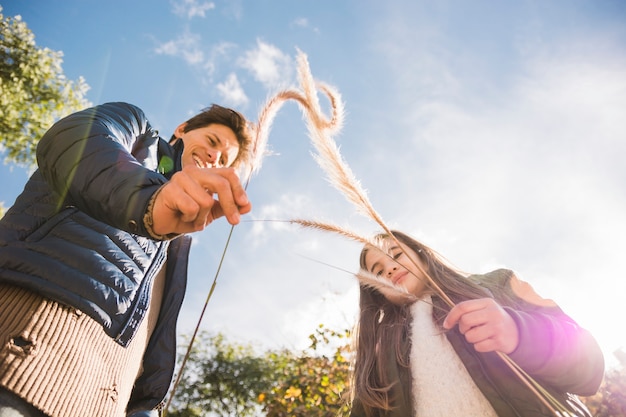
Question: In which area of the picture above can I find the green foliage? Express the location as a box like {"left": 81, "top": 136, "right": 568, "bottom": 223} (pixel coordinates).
{"left": 168, "top": 333, "right": 271, "bottom": 417}
{"left": 0, "top": 6, "right": 91, "bottom": 165}
{"left": 166, "top": 327, "right": 626, "bottom": 417}
{"left": 261, "top": 325, "right": 351, "bottom": 417}
{"left": 167, "top": 325, "right": 353, "bottom": 417}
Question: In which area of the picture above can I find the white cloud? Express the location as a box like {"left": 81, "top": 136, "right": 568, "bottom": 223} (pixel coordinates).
{"left": 290, "top": 17, "right": 319, "bottom": 33}
{"left": 239, "top": 39, "right": 294, "bottom": 89}
{"left": 154, "top": 27, "right": 297, "bottom": 103}
{"left": 291, "top": 17, "right": 309, "bottom": 28}
{"left": 223, "top": 1, "right": 243, "bottom": 21}
{"left": 278, "top": 285, "right": 359, "bottom": 352}
{"left": 154, "top": 34, "right": 240, "bottom": 88}
{"left": 216, "top": 72, "right": 248, "bottom": 107}
{"left": 201, "top": 41, "right": 238, "bottom": 80}
{"left": 392, "top": 51, "right": 626, "bottom": 269}
{"left": 171, "top": 0, "right": 215, "bottom": 19}
{"left": 154, "top": 31, "right": 204, "bottom": 65}
{"left": 371, "top": 25, "right": 626, "bottom": 363}
{"left": 247, "top": 193, "right": 314, "bottom": 246}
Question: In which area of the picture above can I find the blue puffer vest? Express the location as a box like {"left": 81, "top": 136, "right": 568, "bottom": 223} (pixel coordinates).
{"left": 0, "top": 102, "right": 192, "bottom": 413}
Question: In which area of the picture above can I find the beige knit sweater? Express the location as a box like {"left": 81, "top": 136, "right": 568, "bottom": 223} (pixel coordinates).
{"left": 0, "top": 266, "right": 166, "bottom": 417}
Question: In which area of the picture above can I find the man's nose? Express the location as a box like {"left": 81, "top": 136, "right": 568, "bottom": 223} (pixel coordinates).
{"left": 208, "top": 150, "right": 222, "bottom": 167}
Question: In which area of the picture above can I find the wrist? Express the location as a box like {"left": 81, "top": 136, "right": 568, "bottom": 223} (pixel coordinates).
{"left": 143, "top": 185, "right": 179, "bottom": 240}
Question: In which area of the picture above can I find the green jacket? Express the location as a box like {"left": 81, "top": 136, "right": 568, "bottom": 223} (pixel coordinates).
{"left": 350, "top": 269, "right": 604, "bottom": 417}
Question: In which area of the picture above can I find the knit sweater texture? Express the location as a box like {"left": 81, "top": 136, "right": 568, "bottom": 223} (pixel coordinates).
{"left": 0, "top": 264, "right": 165, "bottom": 417}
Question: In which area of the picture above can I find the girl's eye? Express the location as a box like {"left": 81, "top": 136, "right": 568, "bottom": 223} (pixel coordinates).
{"left": 393, "top": 252, "right": 402, "bottom": 260}
{"left": 375, "top": 270, "right": 383, "bottom": 277}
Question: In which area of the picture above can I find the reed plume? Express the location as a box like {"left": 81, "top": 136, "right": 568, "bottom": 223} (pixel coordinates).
{"left": 290, "top": 219, "right": 373, "bottom": 247}
{"left": 242, "top": 49, "right": 342, "bottom": 184}
{"left": 356, "top": 268, "right": 418, "bottom": 304}
{"left": 290, "top": 219, "right": 419, "bottom": 303}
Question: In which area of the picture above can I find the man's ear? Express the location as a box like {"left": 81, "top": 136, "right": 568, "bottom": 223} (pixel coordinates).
{"left": 173, "top": 122, "right": 187, "bottom": 139}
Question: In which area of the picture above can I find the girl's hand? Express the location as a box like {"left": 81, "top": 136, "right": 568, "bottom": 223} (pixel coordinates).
{"left": 443, "top": 298, "right": 519, "bottom": 354}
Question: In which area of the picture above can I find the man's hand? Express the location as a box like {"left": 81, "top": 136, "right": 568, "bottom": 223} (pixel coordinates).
{"left": 151, "top": 165, "right": 251, "bottom": 235}
{"left": 443, "top": 298, "right": 519, "bottom": 354}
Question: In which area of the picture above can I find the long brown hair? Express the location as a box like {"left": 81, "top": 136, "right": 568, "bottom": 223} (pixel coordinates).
{"left": 350, "top": 230, "right": 490, "bottom": 415}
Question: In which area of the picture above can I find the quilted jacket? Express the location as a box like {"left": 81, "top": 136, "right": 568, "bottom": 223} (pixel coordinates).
{"left": 0, "top": 102, "right": 192, "bottom": 414}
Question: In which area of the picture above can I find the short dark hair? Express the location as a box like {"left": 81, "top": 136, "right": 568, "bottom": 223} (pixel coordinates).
{"left": 171, "top": 104, "right": 251, "bottom": 168}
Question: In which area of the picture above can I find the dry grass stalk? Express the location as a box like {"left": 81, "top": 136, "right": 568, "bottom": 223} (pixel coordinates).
{"left": 290, "top": 219, "right": 374, "bottom": 247}
{"left": 242, "top": 50, "right": 342, "bottom": 184}
{"left": 356, "top": 268, "right": 418, "bottom": 304}
{"left": 290, "top": 219, "right": 423, "bottom": 303}
{"left": 236, "top": 50, "right": 566, "bottom": 417}
{"left": 275, "top": 53, "right": 455, "bottom": 308}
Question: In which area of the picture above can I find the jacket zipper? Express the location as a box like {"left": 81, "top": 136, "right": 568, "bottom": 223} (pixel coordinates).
{"left": 114, "top": 240, "right": 169, "bottom": 347}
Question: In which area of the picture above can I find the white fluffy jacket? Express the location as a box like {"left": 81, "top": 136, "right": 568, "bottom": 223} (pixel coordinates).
{"left": 410, "top": 296, "right": 498, "bottom": 417}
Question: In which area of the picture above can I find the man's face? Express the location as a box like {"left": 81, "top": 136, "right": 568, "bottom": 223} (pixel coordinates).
{"left": 175, "top": 123, "right": 240, "bottom": 169}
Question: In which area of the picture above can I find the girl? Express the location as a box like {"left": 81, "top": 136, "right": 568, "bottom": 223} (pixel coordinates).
{"left": 349, "top": 230, "right": 604, "bottom": 417}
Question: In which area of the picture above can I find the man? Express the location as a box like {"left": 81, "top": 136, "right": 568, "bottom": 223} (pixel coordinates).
{"left": 0, "top": 102, "right": 252, "bottom": 417}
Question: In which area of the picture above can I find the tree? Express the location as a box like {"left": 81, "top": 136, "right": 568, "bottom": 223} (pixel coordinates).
{"left": 167, "top": 326, "right": 626, "bottom": 417}
{"left": 581, "top": 349, "right": 626, "bottom": 417}
{"left": 167, "top": 325, "right": 352, "bottom": 417}
{"left": 0, "top": 6, "right": 91, "bottom": 166}
{"left": 261, "top": 325, "right": 351, "bottom": 417}
{"left": 168, "top": 332, "right": 271, "bottom": 417}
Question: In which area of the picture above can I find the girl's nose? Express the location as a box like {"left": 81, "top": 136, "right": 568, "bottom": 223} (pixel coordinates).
{"left": 386, "top": 265, "right": 398, "bottom": 277}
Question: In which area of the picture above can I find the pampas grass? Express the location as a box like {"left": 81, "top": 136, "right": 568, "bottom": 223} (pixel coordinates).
{"left": 290, "top": 218, "right": 417, "bottom": 304}
{"left": 242, "top": 50, "right": 343, "bottom": 184}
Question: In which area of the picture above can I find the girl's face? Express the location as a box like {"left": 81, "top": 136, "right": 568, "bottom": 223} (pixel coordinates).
{"left": 363, "top": 239, "right": 430, "bottom": 300}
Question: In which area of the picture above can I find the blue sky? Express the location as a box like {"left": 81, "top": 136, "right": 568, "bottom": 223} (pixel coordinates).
{"left": 2, "top": 0, "right": 625, "bottom": 368}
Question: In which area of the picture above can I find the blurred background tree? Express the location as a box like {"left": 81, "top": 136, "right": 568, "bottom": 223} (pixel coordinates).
{"left": 167, "top": 325, "right": 626, "bottom": 417}
{"left": 261, "top": 325, "right": 351, "bottom": 417}
{"left": 167, "top": 332, "right": 272, "bottom": 417}
{"left": 167, "top": 325, "right": 352, "bottom": 417}
{"left": 582, "top": 348, "right": 626, "bottom": 417}
{"left": 0, "top": 6, "right": 91, "bottom": 167}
